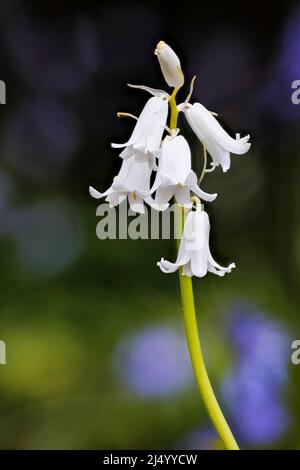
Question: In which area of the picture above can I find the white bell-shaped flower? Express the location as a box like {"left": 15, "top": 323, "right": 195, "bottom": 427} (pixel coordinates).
{"left": 112, "top": 86, "right": 169, "bottom": 156}
{"left": 184, "top": 102, "right": 251, "bottom": 172}
{"left": 158, "top": 207, "right": 236, "bottom": 277}
{"left": 151, "top": 134, "right": 217, "bottom": 209}
{"left": 89, "top": 151, "right": 154, "bottom": 214}
{"left": 155, "top": 41, "right": 184, "bottom": 89}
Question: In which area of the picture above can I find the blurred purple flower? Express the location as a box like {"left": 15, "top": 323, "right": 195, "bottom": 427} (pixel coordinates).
{"left": 280, "top": 4, "right": 300, "bottom": 85}
{"left": 255, "top": 5, "right": 300, "bottom": 122}
{"left": 222, "top": 302, "right": 290, "bottom": 445}
{"left": 223, "top": 370, "right": 289, "bottom": 445}
{"left": 115, "top": 326, "right": 193, "bottom": 397}
{"left": 229, "top": 303, "right": 290, "bottom": 384}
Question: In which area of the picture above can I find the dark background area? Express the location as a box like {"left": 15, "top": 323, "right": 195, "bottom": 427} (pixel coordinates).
{"left": 0, "top": 0, "right": 300, "bottom": 449}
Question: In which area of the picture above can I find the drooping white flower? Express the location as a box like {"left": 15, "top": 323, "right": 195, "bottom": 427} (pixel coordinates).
{"left": 151, "top": 134, "right": 217, "bottom": 209}
{"left": 89, "top": 151, "right": 155, "bottom": 214}
{"left": 183, "top": 102, "right": 251, "bottom": 172}
{"left": 112, "top": 86, "right": 169, "bottom": 156}
{"left": 158, "top": 207, "right": 235, "bottom": 277}
{"left": 155, "top": 41, "right": 184, "bottom": 89}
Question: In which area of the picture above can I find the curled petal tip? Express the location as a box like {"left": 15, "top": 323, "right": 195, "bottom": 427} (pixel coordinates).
{"left": 89, "top": 186, "right": 102, "bottom": 199}
{"left": 111, "top": 141, "right": 128, "bottom": 148}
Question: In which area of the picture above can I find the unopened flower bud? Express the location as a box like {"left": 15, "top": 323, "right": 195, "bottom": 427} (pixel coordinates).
{"left": 155, "top": 41, "right": 184, "bottom": 89}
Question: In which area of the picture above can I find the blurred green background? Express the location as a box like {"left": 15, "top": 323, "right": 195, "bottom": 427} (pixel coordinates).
{"left": 0, "top": 0, "right": 300, "bottom": 450}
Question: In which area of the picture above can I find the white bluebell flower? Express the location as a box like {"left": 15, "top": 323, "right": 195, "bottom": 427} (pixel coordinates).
{"left": 89, "top": 151, "right": 155, "bottom": 214}
{"left": 182, "top": 102, "right": 251, "bottom": 172}
{"left": 151, "top": 134, "right": 217, "bottom": 209}
{"left": 158, "top": 206, "right": 235, "bottom": 277}
{"left": 112, "top": 86, "right": 169, "bottom": 156}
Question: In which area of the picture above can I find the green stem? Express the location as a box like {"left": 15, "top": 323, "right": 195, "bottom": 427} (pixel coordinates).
{"left": 178, "top": 254, "right": 239, "bottom": 450}
{"left": 170, "top": 90, "right": 239, "bottom": 451}
{"left": 169, "top": 88, "right": 179, "bottom": 129}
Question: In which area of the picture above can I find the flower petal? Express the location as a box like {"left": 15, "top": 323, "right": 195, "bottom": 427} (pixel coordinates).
{"left": 190, "top": 181, "right": 217, "bottom": 202}
{"left": 127, "top": 83, "right": 169, "bottom": 98}
{"left": 182, "top": 262, "right": 193, "bottom": 276}
{"left": 190, "top": 249, "right": 208, "bottom": 277}
{"left": 145, "top": 194, "right": 169, "bottom": 212}
{"left": 153, "top": 186, "right": 175, "bottom": 206}
{"left": 89, "top": 186, "right": 111, "bottom": 199}
{"left": 111, "top": 96, "right": 168, "bottom": 154}
{"left": 128, "top": 193, "right": 145, "bottom": 214}
{"left": 183, "top": 210, "right": 207, "bottom": 277}
{"left": 207, "top": 249, "right": 236, "bottom": 276}
{"left": 112, "top": 153, "right": 152, "bottom": 194}
{"left": 175, "top": 185, "right": 192, "bottom": 208}
{"left": 203, "top": 136, "right": 231, "bottom": 172}
{"left": 151, "top": 135, "right": 193, "bottom": 193}
{"left": 158, "top": 211, "right": 196, "bottom": 274}
{"left": 187, "top": 103, "right": 251, "bottom": 154}
{"left": 105, "top": 192, "right": 127, "bottom": 207}
{"left": 157, "top": 258, "right": 181, "bottom": 273}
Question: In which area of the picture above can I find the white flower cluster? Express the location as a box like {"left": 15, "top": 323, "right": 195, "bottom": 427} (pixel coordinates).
{"left": 90, "top": 41, "right": 251, "bottom": 278}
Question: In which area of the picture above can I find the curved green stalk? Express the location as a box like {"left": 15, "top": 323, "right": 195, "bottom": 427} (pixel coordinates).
{"left": 170, "top": 90, "right": 239, "bottom": 450}
{"left": 178, "top": 262, "right": 239, "bottom": 450}
{"left": 169, "top": 88, "right": 179, "bottom": 130}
